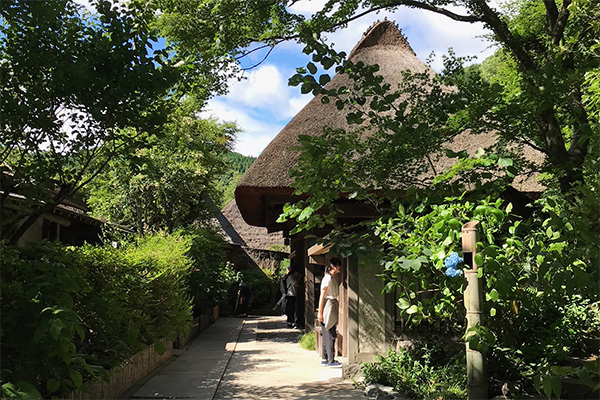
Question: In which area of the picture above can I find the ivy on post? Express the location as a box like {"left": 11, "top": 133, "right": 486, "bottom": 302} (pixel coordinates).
{"left": 462, "top": 221, "right": 488, "bottom": 400}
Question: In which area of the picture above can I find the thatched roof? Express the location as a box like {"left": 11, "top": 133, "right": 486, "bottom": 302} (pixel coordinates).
{"left": 220, "top": 199, "right": 285, "bottom": 250}
{"left": 236, "top": 19, "right": 544, "bottom": 228}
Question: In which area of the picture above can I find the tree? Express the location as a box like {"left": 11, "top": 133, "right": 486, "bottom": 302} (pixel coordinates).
{"left": 85, "top": 97, "right": 238, "bottom": 233}
{"left": 0, "top": 0, "right": 180, "bottom": 244}
{"left": 215, "top": 152, "right": 256, "bottom": 208}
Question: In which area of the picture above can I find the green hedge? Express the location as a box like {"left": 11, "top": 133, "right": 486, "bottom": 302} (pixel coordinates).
{"left": 0, "top": 228, "right": 231, "bottom": 399}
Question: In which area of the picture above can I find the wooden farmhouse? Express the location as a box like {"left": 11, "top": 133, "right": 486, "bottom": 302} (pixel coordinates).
{"left": 235, "top": 20, "right": 543, "bottom": 365}
{"left": 3, "top": 192, "right": 105, "bottom": 246}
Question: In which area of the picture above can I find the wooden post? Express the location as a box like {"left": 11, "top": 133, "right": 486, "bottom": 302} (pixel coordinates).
{"left": 462, "top": 221, "right": 488, "bottom": 400}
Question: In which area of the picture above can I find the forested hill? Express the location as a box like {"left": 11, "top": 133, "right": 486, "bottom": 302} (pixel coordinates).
{"left": 216, "top": 152, "right": 256, "bottom": 208}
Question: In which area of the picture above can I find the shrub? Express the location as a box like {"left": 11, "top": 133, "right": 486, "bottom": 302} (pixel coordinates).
{"left": 239, "top": 268, "right": 277, "bottom": 310}
{"left": 361, "top": 346, "right": 467, "bottom": 400}
{"left": 1, "top": 232, "right": 194, "bottom": 399}
{"left": 298, "top": 331, "right": 316, "bottom": 351}
{"left": 1, "top": 242, "right": 91, "bottom": 399}
{"left": 184, "top": 226, "right": 236, "bottom": 315}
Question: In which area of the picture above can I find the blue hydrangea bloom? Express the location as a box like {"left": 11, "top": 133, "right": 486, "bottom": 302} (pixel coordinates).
{"left": 444, "top": 252, "right": 464, "bottom": 270}
{"left": 445, "top": 267, "right": 463, "bottom": 277}
{"left": 444, "top": 252, "right": 464, "bottom": 278}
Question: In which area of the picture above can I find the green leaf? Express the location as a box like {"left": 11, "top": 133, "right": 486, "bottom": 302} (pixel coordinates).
{"left": 408, "top": 259, "right": 422, "bottom": 271}
{"left": 383, "top": 281, "right": 396, "bottom": 293}
{"left": 307, "top": 62, "right": 317, "bottom": 74}
{"left": 542, "top": 375, "right": 561, "bottom": 400}
{"left": 488, "top": 289, "right": 499, "bottom": 302}
{"left": 506, "top": 202, "right": 513, "bottom": 214}
{"left": 47, "top": 379, "right": 60, "bottom": 393}
{"left": 3, "top": 381, "right": 42, "bottom": 399}
{"left": 405, "top": 305, "right": 419, "bottom": 314}
{"left": 70, "top": 369, "right": 83, "bottom": 389}
{"left": 551, "top": 366, "right": 574, "bottom": 376}
{"left": 484, "top": 246, "right": 498, "bottom": 258}
{"left": 319, "top": 74, "right": 331, "bottom": 86}
{"left": 298, "top": 206, "right": 314, "bottom": 222}
{"left": 322, "top": 57, "right": 334, "bottom": 69}
{"left": 576, "top": 367, "right": 595, "bottom": 388}
{"left": 448, "top": 218, "right": 461, "bottom": 230}
{"left": 498, "top": 157, "right": 513, "bottom": 166}
{"left": 442, "top": 236, "right": 453, "bottom": 247}
{"left": 396, "top": 298, "right": 411, "bottom": 310}
{"left": 474, "top": 253, "right": 484, "bottom": 266}
{"left": 49, "top": 319, "right": 64, "bottom": 341}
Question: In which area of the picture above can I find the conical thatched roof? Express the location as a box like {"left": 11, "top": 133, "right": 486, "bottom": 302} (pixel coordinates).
{"left": 236, "top": 20, "right": 544, "bottom": 228}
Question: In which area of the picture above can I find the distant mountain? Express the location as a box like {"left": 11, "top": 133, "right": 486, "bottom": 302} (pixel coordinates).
{"left": 215, "top": 152, "right": 256, "bottom": 208}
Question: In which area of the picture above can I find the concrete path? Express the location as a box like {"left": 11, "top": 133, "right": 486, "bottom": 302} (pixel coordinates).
{"left": 124, "top": 316, "right": 365, "bottom": 400}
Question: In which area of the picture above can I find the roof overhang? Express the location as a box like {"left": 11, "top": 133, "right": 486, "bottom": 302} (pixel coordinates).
{"left": 235, "top": 185, "right": 296, "bottom": 231}
{"left": 235, "top": 185, "right": 381, "bottom": 235}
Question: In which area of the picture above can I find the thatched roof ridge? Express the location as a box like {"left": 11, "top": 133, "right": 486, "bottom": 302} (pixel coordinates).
{"left": 349, "top": 18, "right": 416, "bottom": 58}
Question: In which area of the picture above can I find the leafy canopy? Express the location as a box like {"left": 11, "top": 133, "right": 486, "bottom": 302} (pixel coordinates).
{"left": 0, "top": 0, "right": 183, "bottom": 243}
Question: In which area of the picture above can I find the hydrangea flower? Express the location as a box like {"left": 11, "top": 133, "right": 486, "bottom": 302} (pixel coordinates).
{"left": 444, "top": 252, "right": 464, "bottom": 277}
{"left": 445, "top": 266, "right": 463, "bottom": 277}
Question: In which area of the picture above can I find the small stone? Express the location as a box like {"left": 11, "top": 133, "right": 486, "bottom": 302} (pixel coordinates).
{"left": 365, "top": 383, "right": 397, "bottom": 398}
{"left": 365, "top": 384, "right": 384, "bottom": 398}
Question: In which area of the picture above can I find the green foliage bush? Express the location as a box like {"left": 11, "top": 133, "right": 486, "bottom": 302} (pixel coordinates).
{"left": 239, "top": 268, "right": 276, "bottom": 310}
{"left": 361, "top": 346, "right": 467, "bottom": 400}
{"left": 0, "top": 232, "right": 198, "bottom": 399}
{"left": 370, "top": 186, "right": 600, "bottom": 397}
{"left": 298, "top": 331, "right": 316, "bottom": 351}
{"left": 185, "top": 226, "right": 237, "bottom": 315}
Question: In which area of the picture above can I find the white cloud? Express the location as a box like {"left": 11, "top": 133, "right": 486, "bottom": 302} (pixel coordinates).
{"left": 288, "top": 0, "right": 330, "bottom": 16}
{"left": 200, "top": 99, "right": 286, "bottom": 157}
{"left": 287, "top": 96, "right": 311, "bottom": 119}
{"left": 227, "top": 65, "right": 290, "bottom": 114}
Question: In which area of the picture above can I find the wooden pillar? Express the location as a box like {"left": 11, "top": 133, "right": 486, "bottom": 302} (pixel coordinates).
{"left": 347, "top": 256, "right": 359, "bottom": 363}
{"left": 462, "top": 221, "right": 488, "bottom": 400}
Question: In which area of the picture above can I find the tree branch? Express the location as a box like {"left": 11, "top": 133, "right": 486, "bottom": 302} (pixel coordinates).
{"left": 387, "top": 0, "right": 483, "bottom": 23}
{"left": 543, "top": 0, "right": 559, "bottom": 31}
{"left": 240, "top": 45, "right": 276, "bottom": 71}
{"left": 550, "top": 0, "right": 571, "bottom": 46}
{"left": 473, "top": 1, "right": 537, "bottom": 71}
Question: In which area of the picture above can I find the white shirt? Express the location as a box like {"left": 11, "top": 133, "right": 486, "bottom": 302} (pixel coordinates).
{"left": 320, "top": 273, "right": 338, "bottom": 300}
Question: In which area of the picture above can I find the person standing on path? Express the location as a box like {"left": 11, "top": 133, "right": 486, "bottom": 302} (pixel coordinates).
{"left": 236, "top": 280, "right": 251, "bottom": 317}
{"left": 285, "top": 267, "right": 300, "bottom": 327}
{"left": 317, "top": 257, "right": 342, "bottom": 368}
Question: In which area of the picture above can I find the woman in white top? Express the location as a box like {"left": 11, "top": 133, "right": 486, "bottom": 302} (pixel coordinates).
{"left": 317, "top": 257, "right": 342, "bottom": 367}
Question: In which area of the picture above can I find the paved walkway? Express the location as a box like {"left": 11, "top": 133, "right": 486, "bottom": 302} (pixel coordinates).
{"left": 124, "top": 316, "right": 365, "bottom": 400}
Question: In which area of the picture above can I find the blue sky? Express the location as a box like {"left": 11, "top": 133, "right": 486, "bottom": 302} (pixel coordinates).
{"left": 201, "top": 2, "right": 499, "bottom": 157}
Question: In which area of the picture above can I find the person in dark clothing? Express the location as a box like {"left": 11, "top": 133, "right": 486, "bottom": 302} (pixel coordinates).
{"left": 236, "top": 281, "right": 251, "bottom": 317}
{"left": 284, "top": 268, "right": 300, "bottom": 327}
